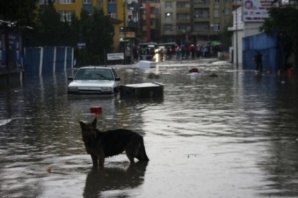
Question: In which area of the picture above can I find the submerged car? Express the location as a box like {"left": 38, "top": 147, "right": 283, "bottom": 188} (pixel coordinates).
{"left": 67, "top": 66, "right": 121, "bottom": 95}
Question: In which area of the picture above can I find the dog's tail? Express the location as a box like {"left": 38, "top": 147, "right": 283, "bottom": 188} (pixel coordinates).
{"left": 137, "top": 138, "right": 149, "bottom": 161}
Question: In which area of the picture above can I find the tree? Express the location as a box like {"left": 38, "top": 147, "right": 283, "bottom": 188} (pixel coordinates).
{"left": 0, "top": 0, "right": 38, "bottom": 27}
{"left": 32, "top": 2, "right": 73, "bottom": 46}
{"left": 87, "top": 8, "right": 114, "bottom": 64}
{"left": 260, "top": 7, "right": 298, "bottom": 71}
{"left": 74, "top": 8, "right": 115, "bottom": 65}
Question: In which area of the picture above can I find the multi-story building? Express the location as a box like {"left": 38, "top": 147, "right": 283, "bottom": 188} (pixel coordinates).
{"left": 139, "top": 0, "right": 161, "bottom": 42}
{"left": 41, "top": 0, "right": 234, "bottom": 48}
{"left": 160, "top": 0, "right": 234, "bottom": 45}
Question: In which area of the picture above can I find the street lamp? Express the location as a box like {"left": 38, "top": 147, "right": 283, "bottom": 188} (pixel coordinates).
{"left": 123, "top": 0, "right": 127, "bottom": 41}
{"left": 122, "top": 0, "right": 127, "bottom": 64}
{"left": 235, "top": 7, "right": 239, "bottom": 69}
{"left": 139, "top": 7, "right": 145, "bottom": 42}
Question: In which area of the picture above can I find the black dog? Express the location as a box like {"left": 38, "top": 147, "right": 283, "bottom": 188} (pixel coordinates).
{"left": 79, "top": 118, "right": 149, "bottom": 168}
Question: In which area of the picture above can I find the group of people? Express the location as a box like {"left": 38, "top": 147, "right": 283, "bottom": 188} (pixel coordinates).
{"left": 142, "top": 44, "right": 221, "bottom": 62}
{"left": 123, "top": 42, "right": 223, "bottom": 64}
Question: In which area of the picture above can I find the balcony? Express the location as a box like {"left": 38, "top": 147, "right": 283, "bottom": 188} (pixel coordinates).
{"left": 150, "top": 14, "right": 157, "bottom": 19}
{"left": 163, "top": 29, "right": 176, "bottom": 35}
{"left": 176, "top": 7, "right": 190, "bottom": 13}
{"left": 194, "top": 1, "right": 210, "bottom": 8}
{"left": 176, "top": 18, "right": 191, "bottom": 24}
{"left": 194, "top": 17, "right": 209, "bottom": 22}
{"left": 164, "top": 17, "right": 174, "bottom": 23}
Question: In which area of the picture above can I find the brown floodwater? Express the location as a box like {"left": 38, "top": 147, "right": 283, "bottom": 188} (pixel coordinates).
{"left": 1, "top": 60, "right": 298, "bottom": 198}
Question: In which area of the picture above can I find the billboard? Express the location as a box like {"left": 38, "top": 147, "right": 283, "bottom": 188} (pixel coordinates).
{"left": 243, "top": 0, "right": 275, "bottom": 22}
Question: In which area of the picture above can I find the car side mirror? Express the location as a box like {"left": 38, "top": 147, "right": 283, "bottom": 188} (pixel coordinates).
{"left": 68, "top": 76, "right": 74, "bottom": 81}
{"left": 115, "top": 77, "right": 120, "bottom": 81}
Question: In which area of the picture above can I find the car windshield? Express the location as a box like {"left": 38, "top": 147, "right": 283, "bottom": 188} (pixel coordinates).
{"left": 74, "top": 68, "right": 113, "bottom": 80}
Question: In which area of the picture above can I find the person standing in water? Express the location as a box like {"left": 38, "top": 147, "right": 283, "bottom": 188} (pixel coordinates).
{"left": 254, "top": 51, "right": 263, "bottom": 72}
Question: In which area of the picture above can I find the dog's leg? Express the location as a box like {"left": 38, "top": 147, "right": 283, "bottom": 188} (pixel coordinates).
{"left": 90, "top": 154, "right": 98, "bottom": 168}
{"left": 125, "top": 148, "right": 135, "bottom": 164}
{"left": 97, "top": 150, "right": 105, "bottom": 168}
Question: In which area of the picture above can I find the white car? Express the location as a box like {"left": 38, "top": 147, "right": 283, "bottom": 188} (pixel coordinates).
{"left": 67, "top": 66, "right": 121, "bottom": 95}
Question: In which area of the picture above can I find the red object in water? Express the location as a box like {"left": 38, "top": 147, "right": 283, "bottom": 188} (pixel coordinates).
{"left": 189, "top": 68, "right": 199, "bottom": 73}
{"left": 287, "top": 68, "right": 292, "bottom": 76}
{"left": 90, "top": 106, "right": 102, "bottom": 114}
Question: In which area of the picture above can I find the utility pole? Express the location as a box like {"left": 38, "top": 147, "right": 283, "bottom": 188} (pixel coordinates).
{"left": 235, "top": 6, "right": 239, "bottom": 69}
{"left": 123, "top": 0, "right": 127, "bottom": 64}
{"left": 123, "top": 0, "right": 127, "bottom": 41}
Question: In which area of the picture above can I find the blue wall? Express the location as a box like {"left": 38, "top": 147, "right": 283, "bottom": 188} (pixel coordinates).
{"left": 24, "top": 46, "right": 73, "bottom": 76}
{"left": 243, "top": 33, "right": 283, "bottom": 72}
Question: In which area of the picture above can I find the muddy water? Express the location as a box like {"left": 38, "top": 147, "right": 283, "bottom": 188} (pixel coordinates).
{"left": 1, "top": 63, "right": 298, "bottom": 198}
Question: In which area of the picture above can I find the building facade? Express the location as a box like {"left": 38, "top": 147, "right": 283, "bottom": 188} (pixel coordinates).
{"left": 160, "top": 0, "right": 234, "bottom": 45}
{"left": 44, "top": 0, "right": 234, "bottom": 47}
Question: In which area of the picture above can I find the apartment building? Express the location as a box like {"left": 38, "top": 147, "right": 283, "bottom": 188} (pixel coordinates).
{"left": 160, "top": 0, "right": 234, "bottom": 45}
{"left": 138, "top": 0, "right": 161, "bottom": 42}
{"left": 40, "top": 0, "right": 233, "bottom": 47}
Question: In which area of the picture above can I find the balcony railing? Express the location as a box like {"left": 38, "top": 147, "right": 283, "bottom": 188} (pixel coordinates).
{"left": 176, "top": 7, "right": 190, "bottom": 13}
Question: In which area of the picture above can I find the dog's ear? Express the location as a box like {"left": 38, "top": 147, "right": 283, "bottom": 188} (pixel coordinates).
{"left": 79, "top": 121, "right": 86, "bottom": 129}
{"left": 91, "top": 118, "right": 97, "bottom": 127}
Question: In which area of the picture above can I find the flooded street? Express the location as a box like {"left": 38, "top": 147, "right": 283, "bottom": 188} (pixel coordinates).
{"left": 1, "top": 60, "right": 298, "bottom": 198}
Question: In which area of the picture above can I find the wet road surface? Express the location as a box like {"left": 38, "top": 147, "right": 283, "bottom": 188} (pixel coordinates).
{"left": 1, "top": 60, "right": 298, "bottom": 197}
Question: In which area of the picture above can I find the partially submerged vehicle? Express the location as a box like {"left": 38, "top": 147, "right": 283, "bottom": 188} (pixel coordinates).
{"left": 67, "top": 66, "right": 120, "bottom": 95}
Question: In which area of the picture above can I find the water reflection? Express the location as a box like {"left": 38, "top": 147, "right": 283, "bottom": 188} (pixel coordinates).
{"left": 84, "top": 162, "right": 148, "bottom": 198}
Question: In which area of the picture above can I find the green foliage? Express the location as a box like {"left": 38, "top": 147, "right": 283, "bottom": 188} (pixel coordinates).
{"left": 31, "top": 3, "right": 74, "bottom": 46}
{"left": 75, "top": 7, "right": 115, "bottom": 65}
{"left": 260, "top": 6, "right": 298, "bottom": 70}
{"left": 0, "top": 2, "right": 116, "bottom": 65}
{"left": 219, "top": 22, "right": 233, "bottom": 51}
{"left": 0, "top": 0, "right": 38, "bottom": 27}
{"left": 260, "top": 7, "right": 298, "bottom": 38}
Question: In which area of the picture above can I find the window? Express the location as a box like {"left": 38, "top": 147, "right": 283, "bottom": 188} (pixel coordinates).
{"left": 195, "top": 0, "right": 209, "bottom": 4}
{"left": 213, "top": 23, "right": 220, "bottom": 31}
{"left": 109, "top": 12, "right": 117, "bottom": 18}
{"left": 214, "top": 10, "right": 220, "bottom": 17}
{"left": 58, "top": 0, "right": 75, "bottom": 4}
{"left": 177, "top": 2, "right": 186, "bottom": 8}
{"left": 224, "top": 8, "right": 230, "bottom": 15}
{"left": 177, "top": 13, "right": 189, "bottom": 20}
{"left": 177, "top": 24, "right": 190, "bottom": 32}
{"left": 214, "top": 0, "right": 219, "bottom": 3}
{"left": 194, "top": 22, "right": 208, "bottom": 31}
{"left": 165, "top": 1, "right": 172, "bottom": 8}
{"left": 108, "top": 0, "right": 116, "bottom": 3}
{"left": 83, "top": 0, "right": 91, "bottom": 3}
{"left": 194, "top": 9, "right": 209, "bottom": 18}
{"left": 39, "top": 0, "right": 48, "bottom": 4}
{"left": 59, "top": 10, "right": 75, "bottom": 22}
{"left": 164, "top": 24, "right": 173, "bottom": 31}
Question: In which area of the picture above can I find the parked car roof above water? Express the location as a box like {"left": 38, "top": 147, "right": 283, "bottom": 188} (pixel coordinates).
{"left": 67, "top": 66, "right": 120, "bottom": 95}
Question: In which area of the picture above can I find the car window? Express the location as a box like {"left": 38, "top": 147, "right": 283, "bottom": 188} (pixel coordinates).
{"left": 74, "top": 69, "right": 86, "bottom": 80}
{"left": 74, "top": 68, "right": 114, "bottom": 80}
{"left": 93, "top": 69, "right": 113, "bottom": 80}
